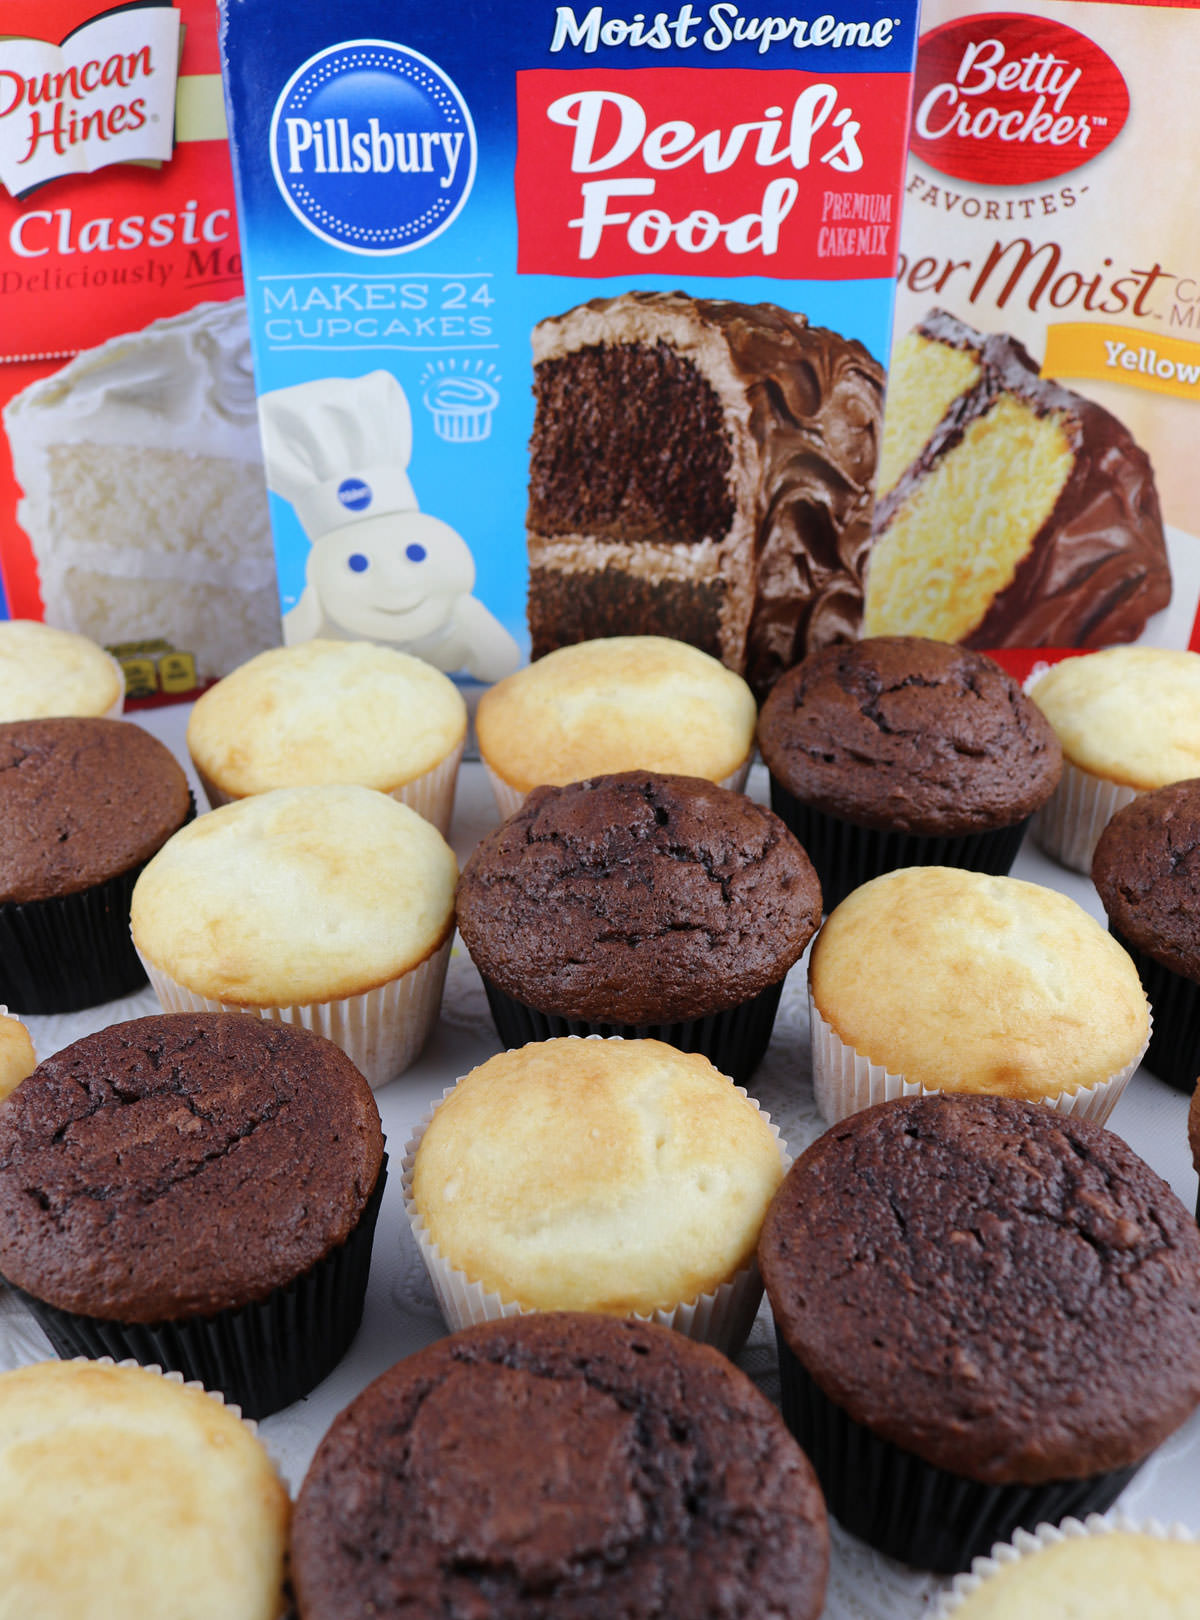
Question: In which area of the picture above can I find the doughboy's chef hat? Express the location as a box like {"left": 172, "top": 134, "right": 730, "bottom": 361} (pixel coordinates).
{"left": 258, "top": 371, "right": 418, "bottom": 541}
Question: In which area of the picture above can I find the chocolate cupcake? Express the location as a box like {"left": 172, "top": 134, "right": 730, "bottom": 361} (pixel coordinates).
{"left": 758, "top": 1094, "right": 1200, "bottom": 1573}
{"left": 0, "top": 717, "right": 193, "bottom": 1013}
{"left": 455, "top": 771, "right": 822, "bottom": 1082}
{"left": 1093, "top": 780, "right": 1200, "bottom": 1094}
{"left": 757, "top": 637, "right": 1061, "bottom": 911}
{"left": 291, "top": 1313, "right": 829, "bottom": 1620}
{"left": 0, "top": 1012, "right": 385, "bottom": 1418}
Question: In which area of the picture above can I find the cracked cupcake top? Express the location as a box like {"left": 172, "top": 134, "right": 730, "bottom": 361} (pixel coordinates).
{"left": 0, "top": 1012, "right": 383, "bottom": 1321}
{"left": 455, "top": 771, "right": 821, "bottom": 1023}
{"left": 756, "top": 636, "right": 1061, "bottom": 834}
{"left": 291, "top": 1313, "right": 829, "bottom": 1620}
{"left": 759, "top": 1094, "right": 1200, "bottom": 1484}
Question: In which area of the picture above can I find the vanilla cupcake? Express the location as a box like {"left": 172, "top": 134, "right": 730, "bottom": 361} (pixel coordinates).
{"left": 187, "top": 639, "right": 467, "bottom": 834}
{"left": 939, "top": 1516, "right": 1200, "bottom": 1618}
{"left": 0, "top": 1009, "right": 34, "bottom": 1102}
{"left": 0, "top": 619, "right": 123, "bottom": 721}
{"left": 809, "top": 867, "right": 1150, "bottom": 1125}
{"left": 1031, "top": 648, "right": 1200, "bottom": 872}
{"left": 476, "top": 636, "right": 757, "bottom": 815}
{"left": 131, "top": 784, "right": 456, "bottom": 1087}
{"left": 405, "top": 1036, "right": 787, "bottom": 1355}
{"left": 0, "top": 1359, "right": 289, "bottom": 1620}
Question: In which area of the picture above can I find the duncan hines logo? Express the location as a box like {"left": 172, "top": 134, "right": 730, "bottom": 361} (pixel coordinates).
{"left": 910, "top": 14, "right": 1129, "bottom": 186}
{"left": 0, "top": 1, "right": 180, "bottom": 199}
{"left": 269, "top": 41, "right": 476, "bottom": 256}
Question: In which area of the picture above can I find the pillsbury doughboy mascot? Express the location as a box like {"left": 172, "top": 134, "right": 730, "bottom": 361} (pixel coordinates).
{"left": 258, "top": 371, "right": 519, "bottom": 682}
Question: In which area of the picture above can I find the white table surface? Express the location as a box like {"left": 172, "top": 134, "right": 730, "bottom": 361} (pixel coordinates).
{"left": 2, "top": 702, "right": 1197, "bottom": 1619}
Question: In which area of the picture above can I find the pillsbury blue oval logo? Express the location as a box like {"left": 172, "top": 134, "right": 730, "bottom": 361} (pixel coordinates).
{"left": 268, "top": 40, "right": 476, "bottom": 256}
{"left": 337, "top": 477, "right": 373, "bottom": 511}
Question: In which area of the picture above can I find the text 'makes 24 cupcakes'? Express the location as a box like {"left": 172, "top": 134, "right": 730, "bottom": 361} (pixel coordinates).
{"left": 456, "top": 771, "right": 821, "bottom": 1083}
{"left": 0, "top": 1013, "right": 385, "bottom": 1418}
{"left": 758, "top": 637, "right": 1061, "bottom": 912}
{"left": 758, "top": 1093, "right": 1200, "bottom": 1573}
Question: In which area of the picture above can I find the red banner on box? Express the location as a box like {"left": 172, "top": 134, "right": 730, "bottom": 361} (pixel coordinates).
{"left": 516, "top": 67, "right": 914, "bottom": 280}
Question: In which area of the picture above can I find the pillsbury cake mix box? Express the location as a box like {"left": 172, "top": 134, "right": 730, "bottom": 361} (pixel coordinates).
{"left": 218, "top": 1, "right": 922, "bottom": 696}
{"left": 0, "top": 0, "right": 280, "bottom": 701}
{"left": 873, "top": 0, "right": 1200, "bottom": 679}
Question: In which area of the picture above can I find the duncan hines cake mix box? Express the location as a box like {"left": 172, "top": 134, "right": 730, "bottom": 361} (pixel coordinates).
{"left": 0, "top": 0, "right": 281, "bottom": 701}
{"left": 875, "top": 0, "right": 1200, "bottom": 679}
{"left": 217, "top": 1, "right": 922, "bottom": 697}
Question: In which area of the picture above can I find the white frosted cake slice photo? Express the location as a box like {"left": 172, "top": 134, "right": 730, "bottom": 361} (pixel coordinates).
{"left": 3, "top": 298, "right": 281, "bottom": 683}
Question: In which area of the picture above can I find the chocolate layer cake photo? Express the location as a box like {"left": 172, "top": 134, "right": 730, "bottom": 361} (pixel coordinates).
{"left": 864, "top": 309, "right": 1171, "bottom": 649}
{"left": 525, "top": 291, "right": 885, "bottom": 698}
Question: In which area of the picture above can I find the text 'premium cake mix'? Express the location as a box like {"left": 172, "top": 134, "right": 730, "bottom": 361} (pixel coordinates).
{"left": 218, "top": 2, "right": 923, "bottom": 695}
{"left": 0, "top": 0, "right": 280, "bottom": 700}
{"left": 875, "top": 0, "right": 1200, "bottom": 677}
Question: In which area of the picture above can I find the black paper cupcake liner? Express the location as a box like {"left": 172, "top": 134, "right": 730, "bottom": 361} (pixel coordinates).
{"left": 10, "top": 1155, "right": 387, "bottom": 1422}
{"left": 767, "top": 781, "right": 1031, "bottom": 915}
{"left": 0, "top": 793, "right": 196, "bottom": 1016}
{"left": 479, "top": 976, "right": 785, "bottom": 1084}
{"left": 1108, "top": 925, "right": 1200, "bottom": 1095}
{"left": 774, "top": 1329, "right": 1139, "bottom": 1573}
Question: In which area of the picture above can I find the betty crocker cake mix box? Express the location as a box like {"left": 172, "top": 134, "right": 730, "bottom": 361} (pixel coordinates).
{"left": 0, "top": 0, "right": 279, "bottom": 700}
{"left": 217, "top": 1, "right": 923, "bottom": 697}
{"left": 875, "top": 0, "right": 1200, "bottom": 680}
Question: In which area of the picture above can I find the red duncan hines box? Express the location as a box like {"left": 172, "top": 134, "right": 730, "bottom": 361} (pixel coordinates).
{"left": 217, "top": 1, "right": 922, "bottom": 697}
{"left": 0, "top": 0, "right": 280, "bottom": 701}
{"left": 875, "top": 0, "right": 1200, "bottom": 681}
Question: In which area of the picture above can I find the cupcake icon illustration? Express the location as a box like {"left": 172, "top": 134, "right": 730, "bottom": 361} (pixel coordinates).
{"left": 421, "top": 362, "right": 500, "bottom": 442}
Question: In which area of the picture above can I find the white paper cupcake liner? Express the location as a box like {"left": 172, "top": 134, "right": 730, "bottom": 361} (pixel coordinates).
{"left": 936, "top": 1510, "right": 1198, "bottom": 1617}
{"left": 196, "top": 737, "right": 464, "bottom": 836}
{"left": 101, "top": 657, "right": 126, "bottom": 719}
{"left": 809, "top": 990, "right": 1148, "bottom": 1128}
{"left": 483, "top": 752, "right": 754, "bottom": 822}
{"left": 137, "top": 934, "right": 452, "bottom": 1090}
{"left": 1030, "top": 755, "right": 1141, "bottom": 875}
{"left": 401, "top": 1045, "right": 790, "bottom": 1358}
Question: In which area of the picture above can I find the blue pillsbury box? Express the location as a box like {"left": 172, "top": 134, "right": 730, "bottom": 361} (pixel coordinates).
{"left": 218, "top": 2, "right": 922, "bottom": 696}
